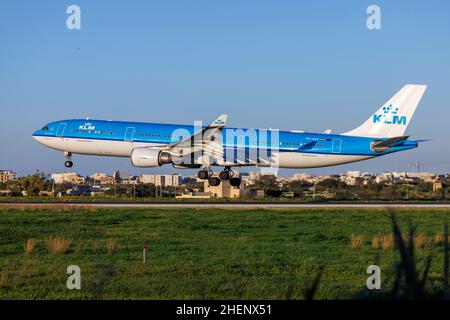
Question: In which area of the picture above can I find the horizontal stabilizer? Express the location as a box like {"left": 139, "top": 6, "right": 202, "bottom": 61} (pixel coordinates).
{"left": 371, "top": 135, "right": 409, "bottom": 152}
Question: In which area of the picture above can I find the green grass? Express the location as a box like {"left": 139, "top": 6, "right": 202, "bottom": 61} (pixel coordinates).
{"left": 0, "top": 206, "right": 449, "bottom": 299}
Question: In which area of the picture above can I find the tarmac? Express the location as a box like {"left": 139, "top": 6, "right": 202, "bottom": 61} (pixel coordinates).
{"left": 2, "top": 202, "right": 450, "bottom": 209}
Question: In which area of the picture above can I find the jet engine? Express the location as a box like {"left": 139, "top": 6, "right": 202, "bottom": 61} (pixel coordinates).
{"left": 131, "top": 148, "right": 172, "bottom": 167}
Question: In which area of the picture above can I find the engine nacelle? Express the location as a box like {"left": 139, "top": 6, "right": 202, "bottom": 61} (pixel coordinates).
{"left": 131, "top": 148, "right": 172, "bottom": 167}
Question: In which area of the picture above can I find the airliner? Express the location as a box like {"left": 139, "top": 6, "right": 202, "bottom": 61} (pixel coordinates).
{"left": 33, "top": 84, "right": 427, "bottom": 187}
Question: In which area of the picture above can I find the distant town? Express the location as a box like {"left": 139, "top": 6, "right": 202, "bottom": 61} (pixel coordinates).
{"left": 0, "top": 169, "right": 448, "bottom": 201}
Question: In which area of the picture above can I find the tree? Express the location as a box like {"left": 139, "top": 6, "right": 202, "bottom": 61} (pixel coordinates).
{"left": 134, "top": 184, "right": 156, "bottom": 198}
{"left": 253, "top": 175, "right": 279, "bottom": 191}
{"left": 54, "top": 182, "right": 73, "bottom": 195}
{"left": 316, "top": 178, "right": 347, "bottom": 191}
{"left": 288, "top": 180, "right": 312, "bottom": 191}
{"left": 5, "top": 181, "right": 22, "bottom": 196}
{"left": 18, "top": 173, "right": 51, "bottom": 196}
{"left": 6, "top": 173, "right": 51, "bottom": 196}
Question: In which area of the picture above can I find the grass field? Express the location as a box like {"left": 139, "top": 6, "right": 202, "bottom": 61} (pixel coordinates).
{"left": 0, "top": 205, "right": 449, "bottom": 299}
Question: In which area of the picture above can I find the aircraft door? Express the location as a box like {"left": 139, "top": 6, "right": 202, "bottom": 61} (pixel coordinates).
{"left": 332, "top": 139, "right": 342, "bottom": 153}
{"left": 124, "top": 127, "right": 135, "bottom": 142}
{"left": 56, "top": 123, "right": 67, "bottom": 137}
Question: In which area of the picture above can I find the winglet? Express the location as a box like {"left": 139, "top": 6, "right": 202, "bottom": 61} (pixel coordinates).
{"left": 210, "top": 114, "right": 228, "bottom": 128}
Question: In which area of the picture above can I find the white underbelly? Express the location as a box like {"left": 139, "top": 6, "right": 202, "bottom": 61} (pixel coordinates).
{"left": 33, "top": 136, "right": 163, "bottom": 157}
{"left": 276, "top": 152, "right": 372, "bottom": 168}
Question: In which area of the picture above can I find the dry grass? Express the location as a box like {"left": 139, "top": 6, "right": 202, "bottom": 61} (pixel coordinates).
{"left": 382, "top": 234, "right": 395, "bottom": 250}
{"left": 23, "top": 238, "right": 37, "bottom": 254}
{"left": 106, "top": 240, "right": 118, "bottom": 254}
{"left": 0, "top": 272, "right": 8, "bottom": 288}
{"left": 371, "top": 235, "right": 382, "bottom": 249}
{"left": 369, "top": 232, "right": 442, "bottom": 250}
{"left": 350, "top": 234, "right": 364, "bottom": 248}
{"left": 43, "top": 236, "right": 72, "bottom": 254}
{"left": 402, "top": 234, "right": 409, "bottom": 244}
{"left": 414, "top": 232, "right": 427, "bottom": 249}
{"left": 92, "top": 240, "right": 100, "bottom": 253}
{"left": 433, "top": 232, "right": 443, "bottom": 247}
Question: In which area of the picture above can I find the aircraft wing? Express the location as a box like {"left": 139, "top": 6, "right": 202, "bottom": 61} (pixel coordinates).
{"left": 161, "top": 114, "right": 227, "bottom": 163}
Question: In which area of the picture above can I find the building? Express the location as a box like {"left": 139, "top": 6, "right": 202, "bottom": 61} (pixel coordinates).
{"left": 248, "top": 171, "right": 262, "bottom": 182}
{"left": 375, "top": 172, "right": 393, "bottom": 184}
{"left": 122, "top": 176, "right": 139, "bottom": 185}
{"left": 113, "top": 171, "right": 130, "bottom": 181}
{"left": 139, "top": 174, "right": 180, "bottom": 187}
{"left": 164, "top": 174, "right": 180, "bottom": 187}
{"left": 66, "top": 185, "right": 91, "bottom": 196}
{"left": 204, "top": 176, "right": 243, "bottom": 198}
{"left": 406, "top": 172, "right": 437, "bottom": 183}
{"left": 51, "top": 172, "right": 85, "bottom": 185}
{"left": 249, "top": 189, "right": 265, "bottom": 198}
{"left": 176, "top": 192, "right": 213, "bottom": 199}
{"left": 433, "top": 179, "right": 443, "bottom": 191}
{"left": 289, "top": 173, "right": 316, "bottom": 183}
{"left": 0, "top": 170, "right": 17, "bottom": 183}
{"left": 89, "top": 173, "right": 115, "bottom": 185}
{"left": 340, "top": 171, "right": 361, "bottom": 186}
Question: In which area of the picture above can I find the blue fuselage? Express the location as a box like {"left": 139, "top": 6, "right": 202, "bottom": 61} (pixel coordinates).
{"left": 33, "top": 119, "right": 417, "bottom": 157}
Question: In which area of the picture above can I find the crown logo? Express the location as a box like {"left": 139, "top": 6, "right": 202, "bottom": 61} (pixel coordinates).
{"left": 382, "top": 104, "right": 399, "bottom": 115}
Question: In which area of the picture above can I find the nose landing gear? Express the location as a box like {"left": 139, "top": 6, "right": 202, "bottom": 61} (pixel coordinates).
{"left": 64, "top": 152, "right": 73, "bottom": 168}
{"left": 64, "top": 161, "right": 73, "bottom": 168}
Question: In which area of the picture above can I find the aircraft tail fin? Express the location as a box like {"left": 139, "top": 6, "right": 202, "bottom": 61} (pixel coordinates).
{"left": 343, "top": 84, "right": 427, "bottom": 138}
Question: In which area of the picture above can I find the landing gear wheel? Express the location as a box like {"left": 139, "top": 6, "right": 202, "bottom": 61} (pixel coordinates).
{"left": 208, "top": 177, "right": 221, "bottom": 187}
{"left": 229, "top": 177, "right": 242, "bottom": 187}
{"left": 198, "top": 170, "right": 209, "bottom": 180}
{"left": 219, "top": 170, "right": 230, "bottom": 180}
{"left": 64, "top": 161, "right": 73, "bottom": 168}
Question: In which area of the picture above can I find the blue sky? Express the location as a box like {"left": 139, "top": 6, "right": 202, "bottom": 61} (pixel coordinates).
{"left": 1, "top": 0, "right": 449, "bottom": 176}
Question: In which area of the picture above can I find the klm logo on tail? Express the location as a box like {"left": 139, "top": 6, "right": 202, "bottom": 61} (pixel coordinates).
{"left": 373, "top": 104, "right": 407, "bottom": 125}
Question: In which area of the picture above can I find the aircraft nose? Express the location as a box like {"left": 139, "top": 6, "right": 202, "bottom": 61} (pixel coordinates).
{"left": 32, "top": 129, "right": 44, "bottom": 143}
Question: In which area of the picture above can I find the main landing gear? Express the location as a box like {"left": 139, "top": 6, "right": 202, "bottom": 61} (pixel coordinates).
{"left": 64, "top": 152, "right": 73, "bottom": 168}
{"left": 197, "top": 167, "right": 242, "bottom": 187}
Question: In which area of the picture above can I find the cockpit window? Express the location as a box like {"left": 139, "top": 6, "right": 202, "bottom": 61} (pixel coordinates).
{"left": 42, "top": 126, "right": 49, "bottom": 131}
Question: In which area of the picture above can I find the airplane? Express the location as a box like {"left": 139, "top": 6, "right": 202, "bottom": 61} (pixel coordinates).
{"left": 33, "top": 84, "right": 427, "bottom": 187}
